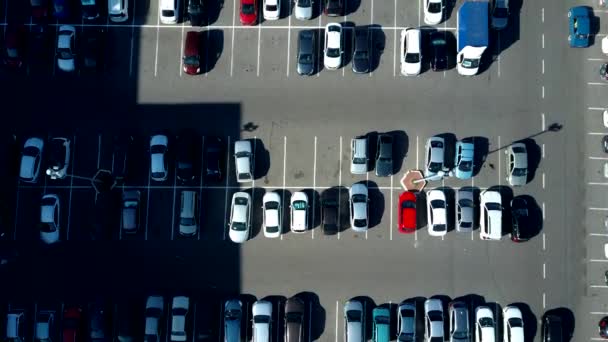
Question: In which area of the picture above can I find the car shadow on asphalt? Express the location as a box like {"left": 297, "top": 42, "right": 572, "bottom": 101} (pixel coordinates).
{"left": 367, "top": 180, "right": 384, "bottom": 229}
{"left": 203, "top": 29, "right": 224, "bottom": 74}
{"left": 294, "top": 291, "right": 326, "bottom": 341}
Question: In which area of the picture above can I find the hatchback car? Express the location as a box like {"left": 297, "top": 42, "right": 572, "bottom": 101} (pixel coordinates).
{"left": 456, "top": 188, "right": 474, "bottom": 233}
{"left": 324, "top": 23, "right": 343, "bottom": 70}
{"left": 234, "top": 140, "right": 254, "bottom": 182}
{"left": 352, "top": 28, "right": 372, "bottom": 74}
{"left": 35, "top": 312, "right": 55, "bottom": 342}
{"left": 344, "top": 300, "right": 364, "bottom": 342}
{"left": 56, "top": 25, "right": 76, "bottom": 72}
{"left": 297, "top": 30, "right": 316, "bottom": 76}
{"left": 63, "top": 306, "right": 83, "bottom": 342}
{"left": 425, "top": 136, "right": 445, "bottom": 178}
{"left": 505, "top": 143, "right": 528, "bottom": 186}
{"left": 224, "top": 300, "right": 242, "bottom": 342}
{"left": 6, "top": 311, "right": 25, "bottom": 342}
{"left": 491, "top": 0, "right": 509, "bottom": 29}
{"left": 291, "top": 191, "right": 309, "bottom": 233}
{"left": 205, "top": 137, "right": 224, "bottom": 181}
{"left": 425, "top": 299, "right": 444, "bottom": 342}
{"left": 3, "top": 25, "right": 26, "bottom": 69}
{"left": 145, "top": 296, "right": 164, "bottom": 342}
{"left": 252, "top": 301, "right": 272, "bottom": 342}
{"left": 400, "top": 28, "right": 422, "bottom": 76}
{"left": 19, "top": 137, "right": 44, "bottom": 183}
{"left": 188, "top": 0, "right": 205, "bottom": 25}
{"left": 424, "top": 0, "right": 443, "bottom": 25}
{"left": 160, "top": 0, "right": 180, "bottom": 24}
{"left": 375, "top": 134, "right": 393, "bottom": 177}
{"left": 40, "top": 194, "right": 60, "bottom": 244}
{"left": 240, "top": 0, "right": 258, "bottom": 25}
{"left": 263, "top": 191, "right": 282, "bottom": 238}
{"left": 294, "top": 0, "right": 312, "bottom": 20}
{"left": 263, "top": 0, "right": 280, "bottom": 20}
{"left": 229, "top": 192, "right": 251, "bottom": 243}
{"left": 46, "top": 137, "right": 71, "bottom": 180}
{"left": 541, "top": 314, "right": 562, "bottom": 342}
{"left": 121, "top": 190, "right": 140, "bottom": 234}
{"left": 183, "top": 31, "right": 201, "bottom": 75}
{"left": 150, "top": 134, "right": 169, "bottom": 182}
{"left": 324, "top": 0, "right": 342, "bottom": 16}
{"left": 322, "top": 188, "right": 339, "bottom": 235}
{"left": 453, "top": 140, "right": 474, "bottom": 179}
{"left": 398, "top": 191, "right": 417, "bottom": 234}
{"left": 351, "top": 136, "right": 368, "bottom": 174}
{"left": 427, "top": 189, "right": 447, "bottom": 237}
{"left": 284, "top": 297, "right": 305, "bottom": 342}
{"left": 349, "top": 183, "right": 369, "bottom": 232}
{"left": 397, "top": 302, "right": 416, "bottom": 342}
{"left": 503, "top": 306, "right": 524, "bottom": 342}
{"left": 448, "top": 301, "right": 470, "bottom": 342}
{"left": 480, "top": 189, "right": 502, "bottom": 240}
{"left": 568, "top": 6, "right": 590, "bottom": 48}
{"left": 171, "top": 296, "right": 190, "bottom": 342}
{"left": 475, "top": 307, "right": 495, "bottom": 342}
{"left": 510, "top": 196, "right": 530, "bottom": 242}
{"left": 372, "top": 307, "right": 390, "bottom": 342}
{"left": 108, "top": 0, "right": 128, "bottom": 22}
{"left": 430, "top": 31, "right": 448, "bottom": 71}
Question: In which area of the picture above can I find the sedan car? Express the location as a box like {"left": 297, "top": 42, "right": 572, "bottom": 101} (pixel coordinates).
{"left": 425, "top": 136, "right": 445, "bottom": 178}
{"left": 430, "top": 31, "right": 448, "bottom": 71}
{"left": 349, "top": 183, "right": 369, "bottom": 232}
{"left": 3, "top": 25, "right": 26, "bottom": 69}
{"left": 56, "top": 25, "right": 76, "bottom": 72}
{"left": 6, "top": 311, "right": 25, "bottom": 342}
{"left": 88, "top": 302, "right": 108, "bottom": 342}
{"left": 224, "top": 300, "right": 242, "bottom": 342}
{"left": 263, "top": 0, "right": 280, "bottom": 20}
{"left": 322, "top": 188, "right": 339, "bottom": 235}
{"left": 510, "top": 196, "right": 530, "bottom": 242}
{"left": 604, "top": 136, "right": 608, "bottom": 153}
{"left": 145, "top": 296, "right": 164, "bottom": 342}
{"left": 491, "top": 0, "right": 509, "bottom": 29}
{"left": 324, "top": 0, "right": 342, "bottom": 16}
{"left": 425, "top": 299, "right": 444, "bottom": 342}
{"left": 427, "top": 189, "right": 447, "bottom": 237}
{"left": 541, "top": 314, "right": 562, "bottom": 342}
{"left": 324, "top": 23, "right": 343, "bottom": 70}
{"left": 19, "top": 137, "right": 44, "bottom": 183}
{"left": 449, "top": 301, "right": 470, "bottom": 342}
{"left": 35, "top": 312, "right": 55, "bottom": 342}
{"left": 344, "top": 300, "right": 364, "bottom": 342}
{"left": 375, "top": 134, "right": 393, "bottom": 177}
{"left": 400, "top": 28, "right": 422, "bottom": 76}
{"left": 503, "top": 306, "right": 524, "bottom": 342}
{"left": 398, "top": 191, "right": 417, "bottom": 234}
{"left": 229, "top": 192, "right": 251, "bottom": 243}
{"left": 234, "top": 140, "right": 253, "bottom": 182}
{"left": 252, "top": 301, "right": 272, "bottom": 342}
{"left": 350, "top": 136, "right": 368, "bottom": 174}
{"left": 423, "top": 0, "right": 443, "bottom": 25}
{"left": 397, "top": 302, "right": 416, "bottom": 342}
{"left": 81, "top": 29, "right": 105, "bottom": 73}
{"left": 297, "top": 30, "right": 316, "bottom": 76}
{"left": 176, "top": 132, "right": 196, "bottom": 183}
{"left": 40, "top": 194, "right": 60, "bottom": 244}
{"left": 505, "top": 142, "right": 528, "bottom": 186}
{"left": 453, "top": 140, "right": 474, "bottom": 179}
{"left": 568, "top": 6, "right": 590, "bottom": 48}
{"left": 205, "top": 137, "right": 224, "bottom": 181}
{"left": 475, "top": 307, "right": 495, "bottom": 342}
{"left": 352, "top": 28, "right": 372, "bottom": 74}
{"left": 171, "top": 296, "right": 190, "bottom": 342}
{"left": 263, "top": 191, "right": 282, "bottom": 238}
{"left": 456, "top": 188, "right": 474, "bottom": 233}
{"left": 63, "top": 306, "right": 83, "bottom": 342}
{"left": 150, "top": 134, "right": 169, "bottom": 182}
{"left": 284, "top": 297, "right": 305, "bottom": 342}
{"left": 294, "top": 0, "right": 312, "bottom": 20}
{"left": 291, "top": 191, "right": 309, "bottom": 233}
{"left": 46, "top": 137, "right": 71, "bottom": 180}
{"left": 240, "top": 0, "right": 258, "bottom": 25}
{"left": 121, "top": 190, "right": 140, "bottom": 234}
{"left": 480, "top": 189, "right": 502, "bottom": 240}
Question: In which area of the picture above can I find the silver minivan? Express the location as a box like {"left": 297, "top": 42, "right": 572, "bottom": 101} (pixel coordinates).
{"left": 344, "top": 300, "right": 364, "bottom": 342}
{"left": 179, "top": 191, "right": 198, "bottom": 237}
{"left": 108, "top": 0, "right": 128, "bottom": 22}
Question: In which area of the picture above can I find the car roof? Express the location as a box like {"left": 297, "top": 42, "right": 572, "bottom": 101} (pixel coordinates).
{"left": 299, "top": 30, "right": 314, "bottom": 53}
{"left": 405, "top": 28, "right": 421, "bottom": 52}
{"left": 235, "top": 140, "right": 252, "bottom": 153}
{"left": 184, "top": 31, "right": 200, "bottom": 56}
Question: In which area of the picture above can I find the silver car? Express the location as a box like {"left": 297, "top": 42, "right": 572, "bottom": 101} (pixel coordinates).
{"left": 425, "top": 136, "right": 446, "bottom": 178}
{"left": 456, "top": 188, "right": 474, "bottom": 233}
{"left": 349, "top": 183, "right": 369, "bottom": 232}
{"left": 344, "top": 300, "right": 364, "bottom": 342}
{"left": 398, "top": 302, "right": 416, "bottom": 342}
{"left": 505, "top": 143, "right": 528, "bottom": 186}
{"left": 425, "top": 298, "right": 444, "bottom": 342}
{"left": 224, "top": 300, "right": 242, "bottom": 342}
{"left": 294, "top": 0, "right": 312, "bottom": 20}
{"left": 449, "top": 301, "right": 470, "bottom": 342}
{"left": 350, "top": 136, "right": 368, "bottom": 174}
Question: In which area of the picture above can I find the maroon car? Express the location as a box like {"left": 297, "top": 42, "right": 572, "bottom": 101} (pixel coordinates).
{"left": 3, "top": 25, "right": 26, "bottom": 69}
{"left": 183, "top": 31, "right": 201, "bottom": 75}
{"left": 31, "top": 0, "right": 49, "bottom": 19}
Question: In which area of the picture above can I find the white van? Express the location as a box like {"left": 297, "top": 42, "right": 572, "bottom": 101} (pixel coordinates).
{"left": 160, "top": 0, "right": 180, "bottom": 24}
{"left": 108, "top": 0, "right": 128, "bottom": 22}
{"left": 179, "top": 191, "right": 198, "bottom": 236}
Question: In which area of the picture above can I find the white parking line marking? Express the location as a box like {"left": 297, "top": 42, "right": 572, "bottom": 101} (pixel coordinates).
{"left": 542, "top": 202, "right": 545, "bottom": 220}
{"left": 257, "top": 23, "right": 262, "bottom": 76}
{"left": 308, "top": 302, "right": 312, "bottom": 342}
{"left": 542, "top": 144, "right": 545, "bottom": 159}
{"left": 589, "top": 107, "right": 606, "bottom": 111}
{"left": 542, "top": 173, "right": 545, "bottom": 189}
{"left": 589, "top": 156, "right": 608, "bottom": 160}
{"left": 543, "top": 263, "right": 546, "bottom": 279}
{"left": 541, "top": 59, "right": 544, "bottom": 74}
{"left": 542, "top": 233, "right": 546, "bottom": 250}
{"left": 588, "top": 132, "right": 606, "bottom": 135}
{"left": 145, "top": 165, "right": 151, "bottom": 240}
{"left": 286, "top": 1, "right": 292, "bottom": 77}
{"left": 390, "top": 175, "right": 393, "bottom": 241}
{"left": 335, "top": 301, "right": 339, "bottom": 342}
{"left": 154, "top": 12, "right": 160, "bottom": 76}
{"left": 52, "top": 21, "right": 59, "bottom": 76}
{"left": 590, "top": 259, "right": 608, "bottom": 263}
{"left": 393, "top": 0, "right": 397, "bottom": 77}
{"left": 589, "top": 182, "right": 608, "bottom": 186}
{"left": 282, "top": 136, "right": 287, "bottom": 240}
{"left": 541, "top": 33, "right": 544, "bottom": 49}
{"left": 338, "top": 136, "right": 342, "bottom": 240}
{"left": 199, "top": 136, "right": 205, "bottom": 241}
{"left": 541, "top": 7, "right": 544, "bottom": 23}
{"left": 416, "top": 136, "right": 419, "bottom": 169}
{"left": 129, "top": 0, "right": 137, "bottom": 77}
{"left": 591, "top": 285, "right": 608, "bottom": 288}
{"left": 589, "top": 82, "right": 608, "bottom": 86}
{"left": 541, "top": 113, "right": 545, "bottom": 130}
{"left": 170, "top": 166, "right": 178, "bottom": 240}
{"left": 591, "top": 312, "right": 608, "bottom": 315}
{"left": 498, "top": 136, "right": 501, "bottom": 185}
{"left": 542, "top": 293, "right": 546, "bottom": 309}
{"left": 588, "top": 58, "right": 605, "bottom": 61}
{"left": 66, "top": 135, "right": 76, "bottom": 240}
{"left": 223, "top": 136, "right": 231, "bottom": 240}
{"left": 251, "top": 137, "right": 257, "bottom": 239}
{"left": 230, "top": 0, "right": 237, "bottom": 77}
{"left": 418, "top": 0, "right": 421, "bottom": 26}
{"left": 179, "top": 23, "right": 185, "bottom": 76}
{"left": 590, "top": 207, "right": 608, "bottom": 211}
{"left": 590, "top": 233, "right": 608, "bottom": 237}
{"left": 312, "top": 136, "right": 317, "bottom": 239}
{"left": 192, "top": 302, "right": 197, "bottom": 342}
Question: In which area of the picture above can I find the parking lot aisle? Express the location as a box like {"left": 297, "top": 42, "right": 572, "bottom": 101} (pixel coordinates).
{"left": 312, "top": 136, "right": 318, "bottom": 239}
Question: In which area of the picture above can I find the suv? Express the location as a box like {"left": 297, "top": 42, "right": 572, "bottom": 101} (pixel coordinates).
{"left": 234, "top": 140, "right": 253, "bottom": 182}
{"left": 448, "top": 301, "right": 470, "bottom": 342}
{"left": 321, "top": 188, "right": 339, "bottom": 235}
{"left": 350, "top": 136, "right": 368, "bottom": 174}
{"left": 344, "top": 300, "right": 363, "bottom": 342}
{"left": 179, "top": 191, "right": 199, "bottom": 237}
{"left": 252, "top": 301, "right": 272, "bottom": 342}
{"left": 121, "top": 190, "right": 140, "bottom": 234}
{"left": 188, "top": 0, "right": 205, "bottom": 26}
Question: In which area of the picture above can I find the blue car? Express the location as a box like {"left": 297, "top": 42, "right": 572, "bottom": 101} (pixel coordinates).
{"left": 453, "top": 140, "right": 475, "bottom": 179}
{"left": 568, "top": 6, "right": 590, "bottom": 48}
{"left": 53, "top": 0, "right": 70, "bottom": 19}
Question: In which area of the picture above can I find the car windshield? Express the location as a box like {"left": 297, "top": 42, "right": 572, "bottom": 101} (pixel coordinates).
{"left": 327, "top": 48, "right": 340, "bottom": 58}
{"left": 40, "top": 222, "right": 57, "bottom": 233}
{"left": 254, "top": 315, "right": 270, "bottom": 324}
{"left": 428, "top": 311, "right": 442, "bottom": 321}
{"left": 236, "top": 151, "right": 250, "bottom": 158}
{"left": 458, "top": 160, "right": 472, "bottom": 171}
{"left": 459, "top": 221, "right": 472, "bottom": 228}
{"left": 485, "top": 203, "right": 501, "bottom": 211}
{"left": 352, "top": 194, "right": 366, "bottom": 203}
{"left": 401, "top": 201, "right": 415, "bottom": 209}
{"left": 299, "top": 53, "right": 313, "bottom": 64}
{"left": 405, "top": 53, "right": 420, "bottom": 63}
{"left": 428, "top": 2, "right": 441, "bottom": 12}
{"left": 226, "top": 310, "right": 240, "bottom": 320}
{"left": 354, "top": 51, "right": 368, "bottom": 59}
{"left": 513, "top": 168, "right": 527, "bottom": 176}
{"left": 353, "top": 157, "right": 366, "bottom": 164}
{"left": 398, "top": 333, "right": 414, "bottom": 341}
{"left": 286, "top": 312, "right": 302, "bottom": 323}
{"left": 242, "top": 4, "right": 255, "bottom": 14}
{"left": 512, "top": 146, "right": 526, "bottom": 153}
{"left": 7, "top": 48, "right": 18, "bottom": 58}
{"left": 508, "top": 318, "right": 523, "bottom": 327}
{"left": 162, "top": 9, "right": 175, "bottom": 16}
{"left": 346, "top": 310, "right": 361, "bottom": 322}
{"left": 375, "top": 316, "right": 389, "bottom": 324}
{"left": 431, "top": 200, "right": 445, "bottom": 209}
{"left": 173, "top": 308, "right": 187, "bottom": 316}
{"left": 57, "top": 49, "right": 73, "bottom": 59}
{"left": 266, "top": 4, "right": 277, "bottom": 10}
{"left": 428, "top": 162, "right": 442, "bottom": 173}
{"left": 461, "top": 58, "right": 480, "bottom": 68}
{"left": 180, "top": 217, "right": 195, "bottom": 226}
{"left": 265, "top": 202, "right": 279, "bottom": 210}
{"left": 232, "top": 222, "right": 247, "bottom": 231}
{"left": 298, "top": 0, "right": 310, "bottom": 6}
{"left": 293, "top": 200, "right": 306, "bottom": 210}
{"left": 354, "top": 219, "right": 367, "bottom": 227}
{"left": 494, "top": 7, "right": 508, "bottom": 18}
{"left": 433, "top": 224, "right": 446, "bottom": 231}
{"left": 184, "top": 56, "right": 200, "bottom": 67}
{"left": 453, "top": 330, "right": 469, "bottom": 339}
{"left": 479, "top": 318, "right": 493, "bottom": 327}
{"left": 151, "top": 145, "right": 166, "bottom": 154}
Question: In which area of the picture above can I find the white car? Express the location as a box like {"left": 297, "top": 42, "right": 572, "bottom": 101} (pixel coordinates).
{"left": 263, "top": 0, "right": 280, "bottom": 20}
{"left": 350, "top": 136, "right": 368, "bottom": 174}
{"left": 171, "top": 296, "right": 190, "bottom": 342}
{"left": 603, "top": 109, "right": 608, "bottom": 128}
{"left": 491, "top": 0, "right": 509, "bottom": 30}
{"left": 56, "top": 25, "right": 76, "bottom": 72}
{"left": 424, "top": 0, "right": 443, "bottom": 25}
{"left": 324, "top": 23, "right": 343, "bottom": 70}
{"left": 294, "top": 0, "right": 312, "bottom": 20}
{"left": 229, "top": 192, "right": 251, "bottom": 243}
{"left": 150, "top": 135, "right": 169, "bottom": 182}
{"left": 19, "top": 137, "right": 44, "bottom": 183}
{"left": 425, "top": 136, "right": 446, "bottom": 178}
{"left": 400, "top": 28, "right": 422, "bottom": 76}
{"left": 475, "top": 307, "right": 495, "bottom": 342}
{"left": 502, "top": 306, "right": 524, "bottom": 342}
{"left": 252, "top": 301, "right": 272, "bottom": 342}
{"left": 262, "top": 192, "right": 282, "bottom": 238}
{"left": 46, "top": 137, "right": 71, "bottom": 180}
{"left": 349, "top": 183, "right": 369, "bottom": 232}
{"left": 108, "top": 0, "right": 129, "bottom": 22}
{"left": 145, "top": 296, "right": 165, "bottom": 342}
{"left": 234, "top": 140, "right": 253, "bottom": 183}
{"left": 480, "top": 190, "right": 502, "bottom": 240}
{"left": 344, "top": 300, "right": 364, "bottom": 342}
{"left": 290, "top": 191, "right": 308, "bottom": 233}
{"left": 424, "top": 299, "right": 444, "bottom": 342}
{"left": 505, "top": 143, "right": 528, "bottom": 186}
{"left": 40, "top": 194, "right": 60, "bottom": 244}
{"left": 35, "top": 312, "right": 54, "bottom": 342}
{"left": 426, "top": 189, "right": 447, "bottom": 237}
{"left": 160, "top": 0, "right": 179, "bottom": 24}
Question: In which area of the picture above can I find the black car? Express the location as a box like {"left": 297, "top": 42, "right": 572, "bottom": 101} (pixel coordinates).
{"left": 510, "top": 196, "right": 530, "bottom": 242}
{"left": 603, "top": 135, "right": 608, "bottom": 153}
{"left": 82, "top": 29, "right": 105, "bottom": 73}
{"left": 542, "top": 315, "right": 563, "bottom": 342}
{"left": 352, "top": 28, "right": 371, "bottom": 74}
{"left": 600, "top": 317, "right": 608, "bottom": 339}
{"left": 204, "top": 137, "right": 224, "bottom": 181}
{"left": 112, "top": 134, "right": 133, "bottom": 182}
{"left": 297, "top": 30, "right": 316, "bottom": 76}
{"left": 81, "top": 0, "right": 100, "bottom": 20}
{"left": 324, "top": 0, "right": 342, "bottom": 16}
{"left": 89, "top": 302, "right": 109, "bottom": 342}
{"left": 28, "top": 25, "right": 51, "bottom": 73}
{"left": 188, "top": 0, "right": 205, "bottom": 26}
{"left": 430, "top": 31, "right": 448, "bottom": 71}
{"left": 321, "top": 188, "right": 339, "bottom": 235}
{"left": 375, "top": 134, "right": 393, "bottom": 177}
{"left": 116, "top": 302, "right": 138, "bottom": 342}
{"left": 176, "top": 132, "right": 198, "bottom": 184}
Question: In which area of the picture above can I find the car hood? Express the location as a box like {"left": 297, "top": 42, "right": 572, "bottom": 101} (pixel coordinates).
{"left": 352, "top": 57, "right": 370, "bottom": 73}
{"left": 375, "top": 160, "right": 392, "bottom": 175}
{"left": 401, "top": 60, "right": 421, "bottom": 75}
{"left": 40, "top": 230, "right": 59, "bottom": 244}
{"left": 57, "top": 57, "right": 75, "bottom": 71}
{"left": 229, "top": 229, "right": 248, "bottom": 243}
{"left": 297, "top": 61, "right": 314, "bottom": 75}
{"left": 295, "top": 5, "right": 312, "bottom": 19}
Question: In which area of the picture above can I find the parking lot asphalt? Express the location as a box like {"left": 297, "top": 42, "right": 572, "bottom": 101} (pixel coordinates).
{"left": 0, "top": 0, "right": 595, "bottom": 340}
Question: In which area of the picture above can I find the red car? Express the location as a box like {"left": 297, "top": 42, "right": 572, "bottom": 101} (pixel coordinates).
{"left": 240, "top": 0, "right": 258, "bottom": 25}
{"left": 183, "top": 31, "right": 201, "bottom": 75}
{"left": 398, "top": 191, "right": 417, "bottom": 233}
{"left": 63, "top": 306, "right": 83, "bottom": 342}
{"left": 3, "top": 25, "right": 26, "bottom": 69}
{"left": 31, "top": 0, "right": 49, "bottom": 20}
